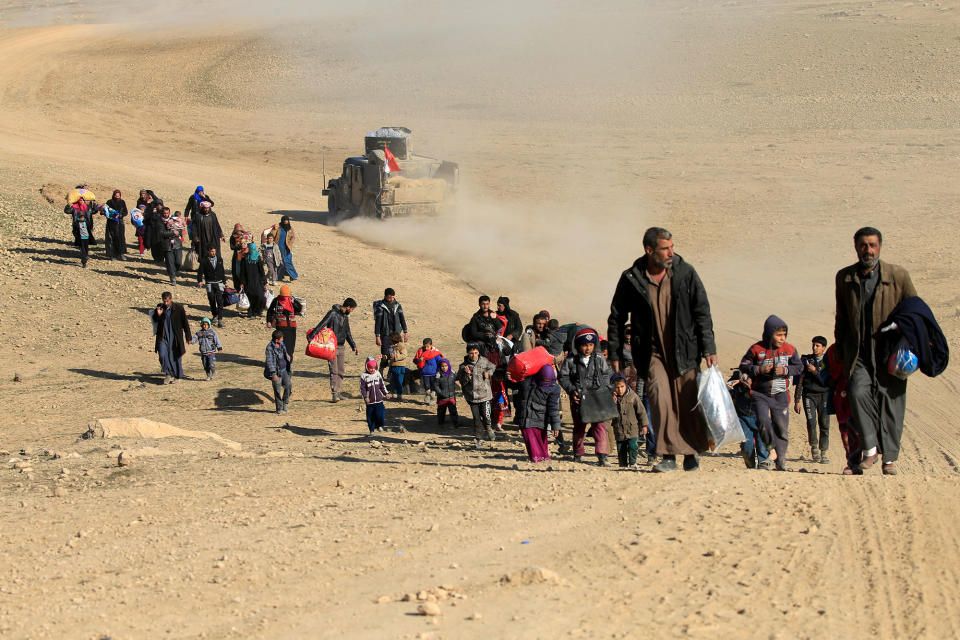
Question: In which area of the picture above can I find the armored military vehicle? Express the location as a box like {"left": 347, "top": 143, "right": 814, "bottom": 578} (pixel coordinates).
{"left": 322, "top": 127, "right": 458, "bottom": 220}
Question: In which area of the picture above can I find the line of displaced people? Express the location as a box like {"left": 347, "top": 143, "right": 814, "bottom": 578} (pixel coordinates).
{"left": 66, "top": 186, "right": 948, "bottom": 477}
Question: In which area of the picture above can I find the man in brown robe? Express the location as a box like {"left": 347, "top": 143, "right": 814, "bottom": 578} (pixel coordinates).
{"left": 607, "top": 227, "right": 718, "bottom": 472}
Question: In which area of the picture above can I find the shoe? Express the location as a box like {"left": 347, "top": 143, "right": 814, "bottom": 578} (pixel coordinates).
{"left": 82, "top": 262, "right": 88, "bottom": 268}
{"left": 819, "top": 451, "right": 830, "bottom": 464}
{"left": 169, "top": 279, "right": 176, "bottom": 286}
{"left": 811, "top": 447, "right": 820, "bottom": 462}
{"left": 775, "top": 462, "right": 791, "bottom": 471}
{"left": 597, "top": 454, "right": 611, "bottom": 467}
{"left": 882, "top": 462, "right": 898, "bottom": 475}
{"left": 423, "top": 394, "right": 431, "bottom": 404}
{"left": 282, "top": 403, "right": 289, "bottom": 414}
{"left": 216, "top": 318, "right": 223, "bottom": 328}
{"left": 758, "top": 460, "right": 774, "bottom": 470}
{"left": 474, "top": 440, "right": 484, "bottom": 450}
{"left": 558, "top": 443, "right": 572, "bottom": 455}
{"left": 495, "top": 424, "right": 504, "bottom": 432}
{"left": 332, "top": 393, "right": 340, "bottom": 403}
{"left": 120, "top": 255, "right": 127, "bottom": 261}
{"left": 276, "top": 409, "right": 283, "bottom": 415}
{"left": 631, "top": 463, "right": 640, "bottom": 471}
{"left": 682, "top": 454, "right": 700, "bottom": 471}
{"left": 377, "top": 427, "right": 385, "bottom": 433}
{"left": 653, "top": 456, "right": 678, "bottom": 472}
{"left": 205, "top": 374, "right": 211, "bottom": 381}
{"left": 860, "top": 452, "right": 879, "bottom": 470}
{"left": 573, "top": 455, "right": 583, "bottom": 463}
{"left": 169, "top": 377, "right": 178, "bottom": 384}
{"left": 163, "top": 375, "right": 172, "bottom": 385}
{"left": 741, "top": 449, "right": 756, "bottom": 469}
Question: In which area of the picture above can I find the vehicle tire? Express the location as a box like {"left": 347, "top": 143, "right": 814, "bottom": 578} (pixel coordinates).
{"left": 327, "top": 193, "right": 337, "bottom": 217}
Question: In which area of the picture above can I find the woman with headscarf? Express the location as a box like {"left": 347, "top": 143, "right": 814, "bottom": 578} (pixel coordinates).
{"left": 137, "top": 190, "right": 164, "bottom": 262}
{"left": 267, "top": 284, "right": 303, "bottom": 369}
{"left": 104, "top": 189, "right": 128, "bottom": 260}
{"left": 229, "top": 223, "right": 246, "bottom": 289}
{"left": 276, "top": 216, "right": 298, "bottom": 281}
{"left": 239, "top": 240, "right": 267, "bottom": 317}
{"left": 521, "top": 365, "right": 561, "bottom": 463}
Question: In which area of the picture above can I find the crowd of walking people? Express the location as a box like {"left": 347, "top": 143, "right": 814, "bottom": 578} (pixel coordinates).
{"left": 63, "top": 186, "right": 948, "bottom": 475}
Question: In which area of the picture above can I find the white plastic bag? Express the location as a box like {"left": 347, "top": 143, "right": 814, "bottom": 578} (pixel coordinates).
{"left": 294, "top": 296, "right": 306, "bottom": 318}
{"left": 696, "top": 365, "right": 745, "bottom": 451}
{"left": 237, "top": 292, "right": 250, "bottom": 311}
{"left": 264, "top": 288, "right": 275, "bottom": 310}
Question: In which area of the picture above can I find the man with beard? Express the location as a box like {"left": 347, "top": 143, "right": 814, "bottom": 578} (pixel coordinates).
{"left": 835, "top": 226, "right": 917, "bottom": 475}
{"left": 607, "top": 227, "right": 718, "bottom": 472}
{"left": 465, "top": 296, "right": 502, "bottom": 356}
{"left": 190, "top": 200, "right": 224, "bottom": 259}
{"left": 277, "top": 216, "right": 298, "bottom": 281}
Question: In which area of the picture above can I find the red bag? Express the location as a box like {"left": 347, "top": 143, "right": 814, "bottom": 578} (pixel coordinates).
{"left": 305, "top": 327, "right": 337, "bottom": 361}
{"left": 508, "top": 346, "right": 554, "bottom": 382}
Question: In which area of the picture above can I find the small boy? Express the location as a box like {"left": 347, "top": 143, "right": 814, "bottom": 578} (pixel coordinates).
{"left": 794, "top": 335, "right": 831, "bottom": 464}
{"left": 599, "top": 340, "right": 610, "bottom": 361}
{"left": 414, "top": 338, "right": 444, "bottom": 404}
{"left": 739, "top": 315, "right": 803, "bottom": 471}
{"left": 457, "top": 344, "right": 496, "bottom": 448}
{"left": 262, "top": 232, "right": 282, "bottom": 285}
{"left": 434, "top": 358, "right": 460, "bottom": 427}
{"left": 559, "top": 327, "right": 613, "bottom": 466}
{"left": 360, "top": 356, "right": 388, "bottom": 435}
{"left": 264, "top": 329, "right": 292, "bottom": 415}
{"left": 190, "top": 317, "right": 223, "bottom": 380}
{"left": 727, "top": 370, "right": 770, "bottom": 469}
{"left": 387, "top": 332, "right": 406, "bottom": 401}
{"left": 611, "top": 374, "right": 648, "bottom": 470}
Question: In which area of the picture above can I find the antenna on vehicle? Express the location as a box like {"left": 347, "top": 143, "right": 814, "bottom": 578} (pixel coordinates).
{"left": 321, "top": 151, "right": 326, "bottom": 190}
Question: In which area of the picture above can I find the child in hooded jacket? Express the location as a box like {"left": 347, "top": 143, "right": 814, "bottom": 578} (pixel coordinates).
{"left": 434, "top": 358, "right": 459, "bottom": 427}
{"left": 740, "top": 315, "right": 804, "bottom": 470}
{"left": 611, "top": 374, "right": 649, "bottom": 470}
{"left": 360, "top": 357, "right": 389, "bottom": 434}
{"left": 190, "top": 317, "right": 223, "bottom": 380}
{"left": 521, "top": 365, "right": 562, "bottom": 462}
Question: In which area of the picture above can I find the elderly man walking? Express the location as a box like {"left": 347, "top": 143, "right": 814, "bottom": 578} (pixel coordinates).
{"left": 151, "top": 291, "right": 192, "bottom": 384}
{"left": 835, "top": 227, "right": 917, "bottom": 475}
{"left": 608, "top": 227, "right": 718, "bottom": 472}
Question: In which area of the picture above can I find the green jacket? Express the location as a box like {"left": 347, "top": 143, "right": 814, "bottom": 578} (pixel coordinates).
{"left": 834, "top": 259, "right": 917, "bottom": 377}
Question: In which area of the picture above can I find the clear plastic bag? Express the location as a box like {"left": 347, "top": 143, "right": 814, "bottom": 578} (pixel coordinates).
{"left": 696, "top": 365, "right": 745, "bottom": 451}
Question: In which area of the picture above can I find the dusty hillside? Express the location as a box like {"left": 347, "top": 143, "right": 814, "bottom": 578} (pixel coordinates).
{"left": 0, "top": 1, "right": 958, "bottom": 638}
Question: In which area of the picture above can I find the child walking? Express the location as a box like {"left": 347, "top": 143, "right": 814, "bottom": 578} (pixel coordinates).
{"left": 190, "top": 317, "right": 223, "bottom": 381}
{"left": 434, "top": 358, "right": 460, "bottom": 427}
{"left": 520, "top": 365, "right": 562, "bottom": 463}
{"left": 457, "top": 344, "right": 496, "bottom": 448}
{"left": 739, "top": 315, "right": 804, "bottom": 471}
{"left": 611, "top": 374, "right": 649, "bottom": 470}
{"left": 360, "top": 356, "right": 389, "bottom": 435}
{"left": 414, "top": 338, "right": 444, "bottom": 404}
{"left": 490, "top": 369, "right": 512, "bottom": 432}
{"left": 386, "top": 332, "right": 406, "bottom": 401}
{"left": 559, "top": 327, "right": 613, "bottom": 466}
{"left": 262, "top": 232, "right": 283, "bottom": 285}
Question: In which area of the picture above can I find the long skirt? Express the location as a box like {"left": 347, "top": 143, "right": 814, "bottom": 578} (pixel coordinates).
{"left": 105, "top": 220, "right": 126, "bottom": 257}
{"left": 521, "top": 427, "right": 550, "bottom": 462}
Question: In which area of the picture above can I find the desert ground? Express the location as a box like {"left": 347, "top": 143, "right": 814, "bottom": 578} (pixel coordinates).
{"left": 0, "top": 0, "right": 958, "bottom": 638}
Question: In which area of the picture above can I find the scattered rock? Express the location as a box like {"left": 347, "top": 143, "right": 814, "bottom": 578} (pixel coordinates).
{"left": 427, "top": 522, "right": 439, "bottom": 532}
{"left": 117, "top": 451, "right": 130, "bottom": 467}
{"left": 417, "top": 602, "right": 441, "bottom": 616}
{"left": 376, "top": 595, "right": 391, "bottom": 604}
{"left": 370, "top": 440, "right": 382, "bottom": 449}
{"left": 401, "top": 593, "right": 415, "bottom": 602}
{"left": 53, "top": 487, "right": 67, "bottom": 497}
{"left": 468, "top": 612, "right": 482, "bottom": 621}
{"left": 500, "top": 566, "right": 568, "bottom": 586}
{"left": 13, "top": 373, "right": 21, "bottom": 382}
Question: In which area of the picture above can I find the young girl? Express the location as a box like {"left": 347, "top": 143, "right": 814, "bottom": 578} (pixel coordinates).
{"left": 490, "top": 369, "right": 512, "bottom": 432}
{"left": 360, "top": 357, "right": 388, "bottom": 435}
{"left": 521, "top": 365, "right": 561, "bottom": 463}
{"left": 434, "top": 358, "right": 459, "bottom": 428}
{"left": 387, "top": 332, "right": 406, "bottom": 401}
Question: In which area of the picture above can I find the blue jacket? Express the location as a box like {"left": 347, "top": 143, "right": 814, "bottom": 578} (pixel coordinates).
{"left": 264, "top": 341, "right": 290, "bottom": 378}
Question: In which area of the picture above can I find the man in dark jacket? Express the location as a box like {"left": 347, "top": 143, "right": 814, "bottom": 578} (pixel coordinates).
{"left": 794, "top": 335, "right": 831, "bottom": 463}
{"left": 607, "top": 227, "right": 717, "bottom": 473}
{"left": 466, "top": 296, "right": 502, "bottom": 352}
{"left": 835, "top": 227, "right": 917, "bottom": 474}
{"left": 374, "top": 288, "right": 408, "bottom": 370}
{"left": 190, "top": 201, "right": 224, "bottom": 259}
{"left": 309, "top": 298, "right": 359, "bottom": 402}
{"left": 151, "top": 291, "right": 191, "bottom": 384}
{"left": 496, "top": 297, "right": 523, "bottom": 343}
{"left": 197, "top": 245, "right": 227, "bottom": 327}
{"left": 184, "top": 186, "right": 214, "bottom": 220}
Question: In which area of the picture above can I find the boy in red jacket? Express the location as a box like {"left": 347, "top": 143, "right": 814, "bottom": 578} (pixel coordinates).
{"left": 739, "top": 315, "right": 804, "bottom": 470}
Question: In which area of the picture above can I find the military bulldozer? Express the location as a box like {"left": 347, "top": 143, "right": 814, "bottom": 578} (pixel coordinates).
{"left": 322, "top": 127, "right": 458, "bottom": 220}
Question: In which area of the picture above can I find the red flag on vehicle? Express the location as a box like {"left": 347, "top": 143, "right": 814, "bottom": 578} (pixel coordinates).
{"left": 384, "top": 147, "right": 402, "bottom": 173}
